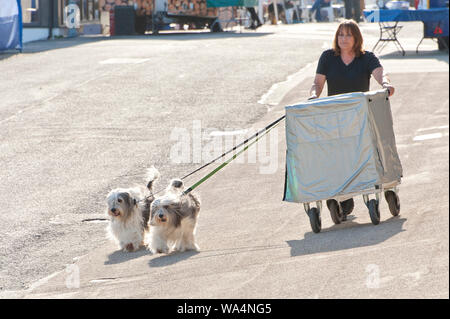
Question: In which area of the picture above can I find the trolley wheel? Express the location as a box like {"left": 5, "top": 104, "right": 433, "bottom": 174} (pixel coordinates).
{"left": 340, "top": 198, "right": 354, "bottom": 215}
{"left": 385, "top": 190, "right": 400, "bottom": 216}
{"left": 327, "top": 199, "right": 343, "bottom": 224}
{"left": 307, "top": 207, "right": 322, "bottom": 233}
{"left": 368, "top": 199, "right": 380, "bottom": 225}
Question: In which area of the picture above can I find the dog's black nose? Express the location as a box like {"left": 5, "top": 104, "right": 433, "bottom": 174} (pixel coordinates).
{"left": 111, "top": 208, "right": 116, "bottom": 212}
{"left": 159, "top": 214, "right": 164, "bottom": 218}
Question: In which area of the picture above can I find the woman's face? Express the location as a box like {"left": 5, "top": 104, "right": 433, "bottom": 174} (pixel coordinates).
{"left": 337, "top": 27, "right": 355, "bottom": 52}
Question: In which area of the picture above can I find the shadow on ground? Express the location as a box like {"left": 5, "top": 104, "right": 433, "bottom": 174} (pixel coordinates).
{"left": 148, "top": 250, "right": 200, "bottom": 267}
{"left": 145, "top": 217, "right": 407, "bottom": 267}
{"left": 287, "top": 216, "right": 407, "bottom": 257}
{"left": 105, "top": 247, "right": 152, "bottom": 265}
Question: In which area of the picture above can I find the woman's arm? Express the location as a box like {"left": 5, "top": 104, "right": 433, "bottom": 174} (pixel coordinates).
{"left": 372, "top": 66, "right": 395, "bottom": 96}
{"left": 309, "top": 73, "right": 326, "bottom": 99}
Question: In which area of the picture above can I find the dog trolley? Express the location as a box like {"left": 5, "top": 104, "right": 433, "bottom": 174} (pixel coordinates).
{"left": 283, "top": 89, "right": 403, "bottom": 233}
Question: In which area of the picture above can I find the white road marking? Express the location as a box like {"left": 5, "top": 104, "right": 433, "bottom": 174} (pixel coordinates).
{"left": 99, "top": 58, "right": 150, "bottom": 64}
{"left": 90, "top": 278, "right": 116, "bottom": 284}
{"left": 413, "top": 133, "right": 443, "bottom": 141}
{"left": 258, "top": 62, "right": 316, "bottom": 107}
{"left": 417, "top": 125, "right": 449, "bottom": 132}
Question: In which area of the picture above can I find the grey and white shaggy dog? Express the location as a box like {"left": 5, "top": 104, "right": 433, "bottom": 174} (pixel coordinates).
{"left": 145, "top": 179, "right": 201, "bottom": 254}
{"left": 105, "top": 167, "right": 159, "bottom": 252}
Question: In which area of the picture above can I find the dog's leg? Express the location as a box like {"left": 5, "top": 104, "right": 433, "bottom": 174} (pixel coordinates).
{"left": 173, "top": 239, "right": 184, "bottom": 252}
{"left": 171, "top": 227, "right": 186, "bottom": 252}
{"left": 183, "top": 232, "right": 199, "bottom": 251}
{"left": 119, "top": 241, "right": 127, "bottom": 251}
{"left": 122, "top": 230, "right": 145, "bottom": 252}
{"left": 147, "top": 227, "right": 170, "bottom": 254}
{"left": 149, "top": 239, "right": 169, "bottom": 254}
{"left": 155, "top": 243, "right": 169, "bottom": 254}
{"left": 181, "top": 219, "right": 199, "bottom": 252}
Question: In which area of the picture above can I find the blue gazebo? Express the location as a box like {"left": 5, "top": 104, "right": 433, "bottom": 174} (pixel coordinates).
{"left": 0, "top": 0, "right": 23, "bottom": 51}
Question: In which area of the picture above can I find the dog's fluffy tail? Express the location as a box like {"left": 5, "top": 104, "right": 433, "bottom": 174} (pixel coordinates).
{"left": 146, "top": 166, "right": 160, "bottom": 191}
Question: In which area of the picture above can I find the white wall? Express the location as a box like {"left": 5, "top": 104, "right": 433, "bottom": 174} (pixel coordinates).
{"left": 23, "top": 28, "right": 63, "bottom": 43}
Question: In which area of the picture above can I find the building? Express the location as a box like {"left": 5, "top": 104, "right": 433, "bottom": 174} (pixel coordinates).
{"left": 20, "top": 1, "right": 220, "bottom": 42}
{"left": 21, "top": 0, "right": 105, "bottom": 43}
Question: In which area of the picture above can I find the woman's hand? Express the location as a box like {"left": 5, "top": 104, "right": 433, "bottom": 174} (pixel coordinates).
{"left": 383, "top": 83, "right": 395, "bottom": 96}
{"left": 373, "top": 67, "right": 394, "bottom": 96}
{"left": 309, "top": 74, "right": 326, "bottom": 100}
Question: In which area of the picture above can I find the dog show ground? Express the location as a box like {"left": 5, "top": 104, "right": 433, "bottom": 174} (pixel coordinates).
{"left": 0, "top": 22, "right": 448, "bottom": 299}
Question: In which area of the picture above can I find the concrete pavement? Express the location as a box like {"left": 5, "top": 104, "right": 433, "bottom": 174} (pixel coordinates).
{"left": 1, "top": 22, "right": 448, "bottom": 299}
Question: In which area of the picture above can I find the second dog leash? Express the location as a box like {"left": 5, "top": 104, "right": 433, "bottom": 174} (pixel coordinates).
{"left": 182, "top": 119, "right": 283, "bottom": 195}
{"left": 181, "top": 115, "right": 286, "bottom": 180}
{"left": 142, "top": 115, "right": 286, "bottom": 199}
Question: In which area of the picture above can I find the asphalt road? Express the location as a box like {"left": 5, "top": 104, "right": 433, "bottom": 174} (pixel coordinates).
{"left": 0, "top": 24, "right": 328, "bottom": 292}
{"left": 0, "top": 22, "right": 448, "bottom": 298}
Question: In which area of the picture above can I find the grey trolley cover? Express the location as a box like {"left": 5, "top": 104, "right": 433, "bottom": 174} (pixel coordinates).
{"left": 283, "top": 90, "right": 402, "bottom": 204}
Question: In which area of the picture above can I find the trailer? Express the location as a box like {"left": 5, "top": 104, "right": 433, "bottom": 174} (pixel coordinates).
{"left": 135, "top": 0, "right": 221, "bottom": 34}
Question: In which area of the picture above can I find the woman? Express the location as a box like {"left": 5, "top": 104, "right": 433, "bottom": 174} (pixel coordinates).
{"left": 310, "top": 0, "right": 331, "bottom": 22}
{"left": 309, "top": 19, "right": 395, "bottom": 216}
{"left": 343, "top": 0, "right": 361, "bottom": 23}
{"left": 246, "top": 6, "right": 263, "bottom": 29}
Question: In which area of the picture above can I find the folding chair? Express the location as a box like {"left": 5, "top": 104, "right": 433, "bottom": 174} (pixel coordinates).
{"left": 373, "top": 21, "right": 405, "bottom": 56}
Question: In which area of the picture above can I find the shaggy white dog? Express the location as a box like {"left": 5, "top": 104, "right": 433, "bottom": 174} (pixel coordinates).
{"left": 106, "top": 167, "right": 159, "bottom": 252}
{"left": 146, "top": 179, "right": 201, "bottom": 254}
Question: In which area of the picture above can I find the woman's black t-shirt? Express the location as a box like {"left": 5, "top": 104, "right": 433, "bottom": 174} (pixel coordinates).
{"left": 316, "top": 49, "right": 382, "bottom": 96}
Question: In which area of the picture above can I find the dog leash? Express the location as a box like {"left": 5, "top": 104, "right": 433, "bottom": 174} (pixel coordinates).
{"left": 137, "top": 115, "right": 286, "bottom": 200}
{"left": 181, "top": 115, "right": 286, "bottom": 180}
{"left": 182, "top": 117, "right": 284, "bottom": 195}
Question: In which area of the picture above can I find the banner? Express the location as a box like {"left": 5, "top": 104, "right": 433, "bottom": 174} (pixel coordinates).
{"left": 0, "top": 0, "right": 23, "bottom": 51}
{"left": 206, "top": 0, "right": 258, "bottom": 8}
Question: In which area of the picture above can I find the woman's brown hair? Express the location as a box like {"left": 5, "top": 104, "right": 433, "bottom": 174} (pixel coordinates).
{"left": 332, "top": 20, "right": 365, "bottom": 57}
